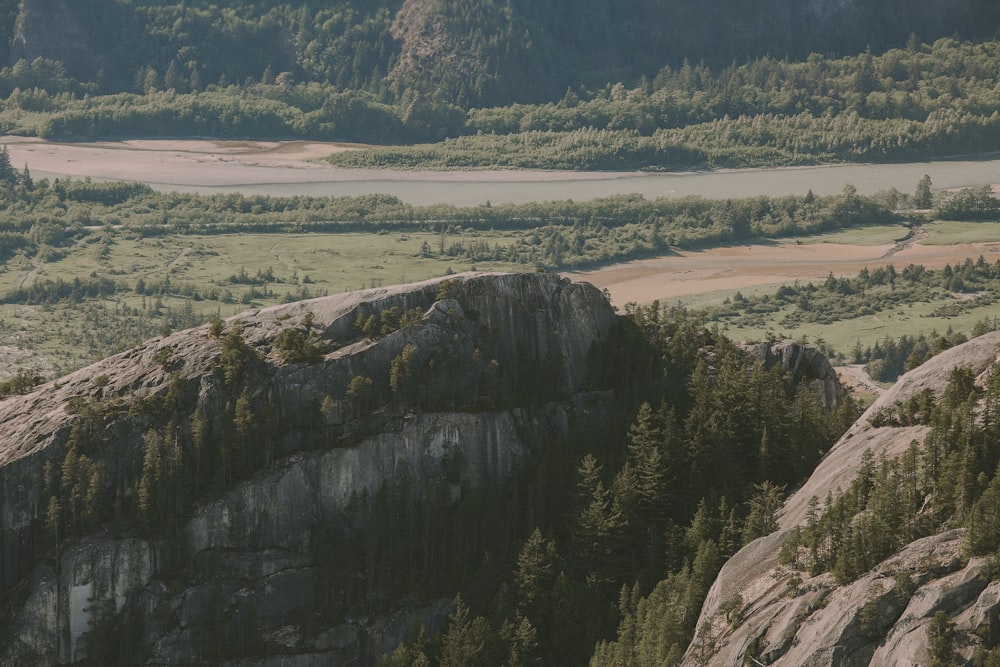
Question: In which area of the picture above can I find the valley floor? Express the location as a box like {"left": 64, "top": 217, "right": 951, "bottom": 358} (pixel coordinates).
{"left": 7, "top": 137, "right": 1000, "bottom": 205}
{"left": 571, "top": 236, "right": 1000, "bottom": 306}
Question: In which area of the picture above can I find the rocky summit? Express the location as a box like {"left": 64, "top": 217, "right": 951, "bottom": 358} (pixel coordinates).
{"left": 6, "top": 268, "right": 990, "bottom": 666}
{"left": 0, "top": 272, "right": 617, "bottom": 665}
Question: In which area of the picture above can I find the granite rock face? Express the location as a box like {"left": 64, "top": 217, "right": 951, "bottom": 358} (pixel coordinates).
{"left": 740, "top": 339, "right": 846, "bottom": 410}
{"left": 685, "top": 331, "right": 1000, "bottom": 666}
{"left": 0, "top": 272, "right": 617, "bottom": 665}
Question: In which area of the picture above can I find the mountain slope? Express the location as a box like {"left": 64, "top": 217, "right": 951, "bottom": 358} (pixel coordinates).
{"left": 0, "top": 272, "right": 618, "bottom": 665}
{"left": 686, "top": 331, "right": 1000, "bottom": 666}
{"left": 6, "top": 0, "right": 1000, "bottom": 106}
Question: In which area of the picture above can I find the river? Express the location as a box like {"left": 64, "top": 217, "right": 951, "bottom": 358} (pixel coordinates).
{"left": 5, "top": 138, "right": 1000, "bottom": 206}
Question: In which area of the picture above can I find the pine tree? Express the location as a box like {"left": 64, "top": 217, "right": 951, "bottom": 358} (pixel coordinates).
{"left": 572, "top": 454, "right": 629, "bottom": 583}
{"left": 232, "top": 389, "right": 256, "bottom": 477}
{"left": 0, "top": 145, "right": 16, "bottom": 185}
{"left": 439, "top": 594, "right": 502, "bottom": 667}
{"left": 501, "top": 613, "right": 540, "bottom": 666}
{"left": 514, "top": 529, "right": 559, "bottom": 614}
{"left": 915, "top": 174, "right": 933, "bottom": 208}
{"left": 966, "top": 465, "right": 1000, "bottom": 555}
{"left": 626, "top": 403, "right": 667, "bottom": 521}
{"left": 742, "top": 481, "right": 785, "bottom": 543}
{"left": 928, "top": 611, "right": 955, "bottom": 667}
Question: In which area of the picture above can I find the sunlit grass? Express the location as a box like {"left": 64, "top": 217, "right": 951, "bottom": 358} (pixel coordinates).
{"left": 700, "top": 291, "right": 996, "bottom": 362}
{"left": 0, "top": 229, "right": 523, "bottom": 379}
{"left": 919, "top": 220, "right": 1000, "bottom": 245}
{"left": 791, "top": 223, "right": 911, "bottom": 246}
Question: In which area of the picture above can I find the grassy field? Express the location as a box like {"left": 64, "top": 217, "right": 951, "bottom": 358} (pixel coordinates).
{"left": 793, "top": 223, "right": 911, "bottom": 246}
{"left": 918, "top": 220, "right": 1000, "bottom": 245}
{"left": 4, "top": 215, "right": 1000, "bottom": 381}
{"left": 0, "top": 230, "right": 522, "bottom": 378}
{"left": 0, "top": 204, "right": 1000, "bottom": 380}
{"left": 713, "top": 298, "right": 997, "bottom": 363}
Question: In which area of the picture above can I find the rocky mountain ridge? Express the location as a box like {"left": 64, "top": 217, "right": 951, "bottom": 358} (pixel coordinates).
{"left": 686, "top": 330, "right": 1000, "bottom": 666}
{"left": 0, "top": 269, "right": 897, "bottom": 665}
{"left": 1, "top": 271, "right": 618, "bottom": 665}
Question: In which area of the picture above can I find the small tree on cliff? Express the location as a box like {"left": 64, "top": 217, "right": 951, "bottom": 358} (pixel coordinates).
{"left": 345, "top": 375, "right": 373, "bottom": 419}
{"left": 390, "top": 344, "right": 419, "bottom": 408}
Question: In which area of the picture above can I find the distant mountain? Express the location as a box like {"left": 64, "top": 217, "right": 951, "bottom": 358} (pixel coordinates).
{"left": 6, "top": 0, "right": 1000, "bottom": 107}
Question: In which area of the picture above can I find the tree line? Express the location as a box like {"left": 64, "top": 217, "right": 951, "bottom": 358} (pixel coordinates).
{"left": 0, "top": 165, "right": 910, "bottom": 273}
{"left": 786, "top": 361, "right": 1000, "bottom": 604}
{"left": 3, "top": 37, "right": 1000, "bottom": 165}
{"left": 382, "top": 303, "right": 857, "bottom": 666}
{"left": 701, "top": 255, "right": 1000, "bottom": 381}
{"left": 0, "top": 0, "right": 994, "bottom": 110}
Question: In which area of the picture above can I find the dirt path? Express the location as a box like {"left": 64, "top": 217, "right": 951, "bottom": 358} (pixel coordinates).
{"left": 880, "top": 224, "right": 928, "bottom": 259}
{"left": 16, "top": 264, "right": 37, "bottom": 290}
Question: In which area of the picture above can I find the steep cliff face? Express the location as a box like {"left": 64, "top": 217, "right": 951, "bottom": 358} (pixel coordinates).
{"left": 685, "top": 331, "right": 1000, "bottom": 666}
{"left": 0, "top": 272, "right": 617, "bottom": 665}
{"left": 740, "top": 340, "right": 845, "bottom": 410}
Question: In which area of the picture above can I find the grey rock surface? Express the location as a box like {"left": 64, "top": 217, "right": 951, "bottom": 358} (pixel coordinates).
{"left": 0, "top": 272, "right": 616, "bottom": 665}
{"left": 685, "top": 331, "right": 1000, "bottom": 666}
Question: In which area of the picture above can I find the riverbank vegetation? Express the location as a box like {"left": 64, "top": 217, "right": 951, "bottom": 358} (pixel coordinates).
{"left": 330, "top": 38, "right": 1000, "bottom": 169}
{"left": 381, "top": 304, "right": 854, "bottom": 665}
{"left": 693, "top": 256, "right": 1000, "bottom": 382}
{"left": 0, "top": 157, "right": 904, "bottom": 272}
{"left": 0, "top": 167, "right": 997, "bottom": 379}
{"left": 3, "top": 38, "right": 1000, "bottom": 170}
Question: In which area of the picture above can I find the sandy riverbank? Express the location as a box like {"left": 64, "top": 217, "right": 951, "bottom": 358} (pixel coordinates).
{"left": 571, "top": 239, "right": 1000, "bottom": 306}
{"left": 5, "top": 136, "right": 1000, "bottom": 308}
{"left": 0, "top": 137, "right": 621, "bottom": 187}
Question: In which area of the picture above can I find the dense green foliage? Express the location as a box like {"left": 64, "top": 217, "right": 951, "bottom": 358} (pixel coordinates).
{"left": 0, "top": 168, "right": 995, "bottom": 378}
{"left": 4, "top": 33, "right": 1000, "bottom": 169}
{"left": 783, "top": 361, "right": 1000, "bottom": 585}
{"left": 29, "top": 291, "right": 853, "bottom": 665}
{"left": 332, "top": 39, "right": 1000, "bottom": 169}
{"left": 0, "top": 169, "right": 900, "bottom": 275}
{"left": 382, "top": 304, "right": 854, "bottom": 666}
{"left": 699, "top": 256, "right": 1000, "bottom": 380}
{"left": 1, "top": 0, "right": 995, "bottom": 110}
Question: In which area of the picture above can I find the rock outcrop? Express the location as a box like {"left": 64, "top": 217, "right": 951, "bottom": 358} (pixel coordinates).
{"left": 740, "top": 339, "right": 845, "bottom": 410}
{"left": 685, "top": 331, "right": 1000, "bottom": 666}
{"left": 0, "top": 272, "right": 617, "bottom": 665}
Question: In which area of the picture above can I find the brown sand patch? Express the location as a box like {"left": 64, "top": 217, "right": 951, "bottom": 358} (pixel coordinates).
{"left": 0, "top": 136, "right": 621, "bottom": 187}
{"left": 571, "top": 241, "right": 1000, "bottom": 306}
{"left": 1, "top": 137, "right": 361, "bottom": 185}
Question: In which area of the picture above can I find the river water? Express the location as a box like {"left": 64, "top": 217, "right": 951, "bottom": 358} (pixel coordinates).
{"left": 27, "top": 157, "right": 1000, "bottom": 206}
{"left": 143, "top": 159, "right": 1000, "bottom": 206}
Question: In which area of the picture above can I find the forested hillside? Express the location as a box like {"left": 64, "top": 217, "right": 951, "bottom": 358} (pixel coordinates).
{"left": 6, "top": 0, "right": 998, "bottom": 107}
{"left": 0, "top": 0, "right": 997, "bottom": 163}
{"left": 0, "top": 273, "right": 853, "bottom": 664}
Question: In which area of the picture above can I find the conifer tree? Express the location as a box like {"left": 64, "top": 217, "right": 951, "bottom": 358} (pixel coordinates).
{"left": 915, "top": 174, "right": 933, "bottom": 208}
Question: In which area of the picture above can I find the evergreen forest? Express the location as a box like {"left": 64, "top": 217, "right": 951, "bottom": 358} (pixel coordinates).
{"left": 34, "top": 295, "right": 856, "bottom": 665}
{"left": 0, "top": 2, "right": 992, "bottom": 171}
{"left": 5, "top": 1, "right": 1000, "bottom": 663}
{"left": 374, "top": 304, "right": 856, "bottom": 665}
